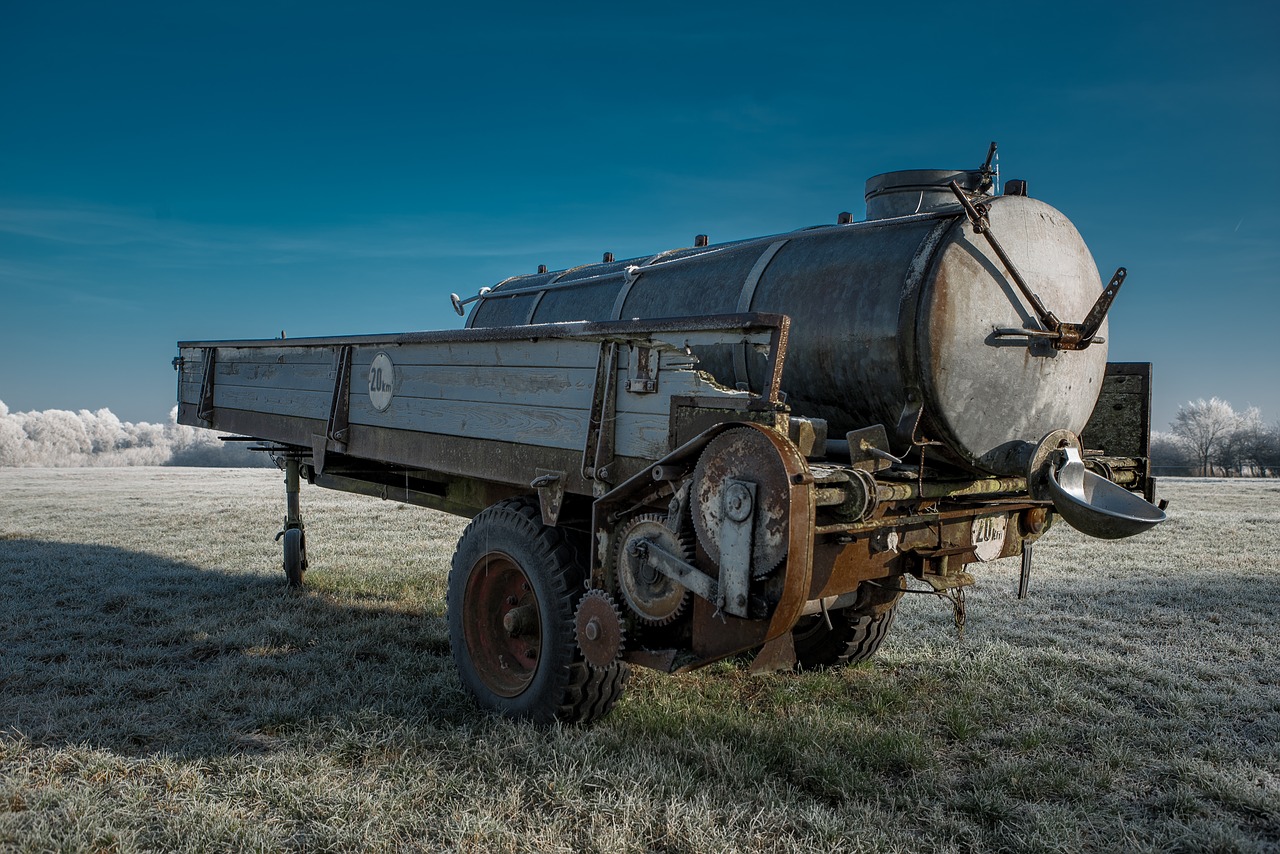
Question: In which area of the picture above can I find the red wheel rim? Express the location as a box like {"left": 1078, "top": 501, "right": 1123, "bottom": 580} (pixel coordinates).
{"left": 461, "top": 551, "right": 541, "bottom": 698}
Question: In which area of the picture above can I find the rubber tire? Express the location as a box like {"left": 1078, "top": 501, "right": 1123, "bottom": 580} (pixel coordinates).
{"left": 447, "top": 497, "right": 629, "bottom": 725}
{"left": 792, "top": 604, "right": 898, "bottom": 669}
{"left": 283, "top": 528, "right": 305, "bottom": 588}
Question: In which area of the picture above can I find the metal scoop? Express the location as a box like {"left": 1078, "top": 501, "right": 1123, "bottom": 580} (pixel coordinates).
{"left": 1045, "top": 447, "right": 1166, "bottom": 539}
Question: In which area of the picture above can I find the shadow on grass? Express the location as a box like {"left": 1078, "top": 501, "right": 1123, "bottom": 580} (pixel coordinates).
{"left": 0, "top": 538, "right": 470, "bottom": 758}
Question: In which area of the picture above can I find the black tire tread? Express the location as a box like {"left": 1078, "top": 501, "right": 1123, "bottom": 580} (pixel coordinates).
{"left": 283, "top": 528, "right": 304, "bottom": 588}
{"left": 793, "top": 604, "right": 898, "bottom": 669}
{"left": 449, "top": 497, "right": 629, "bottom": 725}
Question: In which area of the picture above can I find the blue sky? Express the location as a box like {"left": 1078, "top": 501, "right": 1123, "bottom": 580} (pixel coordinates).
{"left": 2, "top": 1, "right": 1277, "bottom": 432}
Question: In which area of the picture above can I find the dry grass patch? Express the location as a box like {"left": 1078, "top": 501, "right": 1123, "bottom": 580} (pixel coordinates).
{"left": 1, "top": 469, "right": 1277, "bottom": 852}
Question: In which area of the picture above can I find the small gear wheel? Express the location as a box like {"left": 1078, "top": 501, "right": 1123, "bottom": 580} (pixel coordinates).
{"left": 574, "top": 589, "right": 626, "bottom": 669}
{"left": 612, "top": 514, "right": 693, "bottom": 626}
{"left": 691, "top": 426, "right": 791, "bottom": 577}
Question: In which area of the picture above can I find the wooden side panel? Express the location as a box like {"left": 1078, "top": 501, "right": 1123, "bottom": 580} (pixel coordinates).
{"left": 213, "top": 385, "right": 332, "bottom": 422}
{"left": 347, "top": 392, "right": 589, "bottom": 451}
{"left": 179, "top": 332, "right": 750, "bottom": 466}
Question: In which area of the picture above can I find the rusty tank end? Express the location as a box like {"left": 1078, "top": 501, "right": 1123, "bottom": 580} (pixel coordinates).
{"left": 463, "top": 168, "right": 1111, "bottom": 476}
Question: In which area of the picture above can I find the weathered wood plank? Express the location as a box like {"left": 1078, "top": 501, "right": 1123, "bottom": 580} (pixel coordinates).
{"left": 215, "top": 360, "right": 336, "bottom": 393}
{"left": 375, "top": 338, "right": 603, "bottom": 370}
{"left": 216, "top": 346, "right": 338, "bottom": 366}
{"left": 391, "top": 363, "right": 598, "bottom": 411}
{"left": 213, "top": 385, "right": 332, "bottom": 422}
{"left": 613, "top": 412, "right": 673, "bottom": 459}
{"left": 347, "top": 395, "right": 589, "bottom": 451}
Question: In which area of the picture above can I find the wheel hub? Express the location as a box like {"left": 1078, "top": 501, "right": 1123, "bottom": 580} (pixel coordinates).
{"left": 461, "top": 552, "right": 541, "bottom": 698}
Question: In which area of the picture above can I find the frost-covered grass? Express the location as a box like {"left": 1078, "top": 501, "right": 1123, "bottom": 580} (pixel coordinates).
{"left": 1, "top": 469, "right": 1277, "bottom": 852}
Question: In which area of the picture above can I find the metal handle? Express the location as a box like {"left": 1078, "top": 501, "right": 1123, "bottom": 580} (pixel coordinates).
{"left": 950, "top": 179, "right": 1126, "bottom": 352}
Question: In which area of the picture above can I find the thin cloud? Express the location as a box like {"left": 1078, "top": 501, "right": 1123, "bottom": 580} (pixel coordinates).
{"left": 0, "top": 199, "right": 643, "bottom": 270}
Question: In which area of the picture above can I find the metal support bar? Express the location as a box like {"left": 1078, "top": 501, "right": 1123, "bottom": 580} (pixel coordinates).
{"left": 949, "top": 181, "right": 1061, "bottom": 332}
{"left": 1076, "top": 268, "right": 1126, "bottom": 344}
{"left": 583, "top": 342, "right": 620, "bottom": 488}
{"left": 717, "top": 478, "right": 756, "bottom": 616}
{"left": 530, "top": 470, "right": 566, "bottom": 526}
{"left": 197, "top": 348, "right": 217, "bottom": 424}
{"left": 633, "top": 538, "right": 721, "bottom": 610}
{"left": 1018, "top": 542, "right": 1033, "bottom": 599}
{"left": 326, "top": 345, "right": 353, "bottom": 450}
{"left": 284, "top": 457, "right": 304, "bottom": 532}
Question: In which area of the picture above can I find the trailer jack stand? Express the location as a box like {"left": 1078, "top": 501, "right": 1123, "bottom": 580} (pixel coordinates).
{"left": 276, "top": 456, "right": 309, "bottom": 587}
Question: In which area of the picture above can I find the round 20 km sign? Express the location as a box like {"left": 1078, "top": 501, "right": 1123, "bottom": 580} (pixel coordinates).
{"left": 368, "top": 352, "right": 395, "bottom": 411}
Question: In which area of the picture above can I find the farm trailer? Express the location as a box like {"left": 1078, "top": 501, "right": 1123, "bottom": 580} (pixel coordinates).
{"left": 176, "top": 148, "right": 1166, "bottom": 724}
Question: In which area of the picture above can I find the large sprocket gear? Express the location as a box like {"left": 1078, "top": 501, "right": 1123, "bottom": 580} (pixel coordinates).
{"left": 612, "top": 514, "right": 693, "bottom": 626}
{"left": 691, "top": 426, "right": 791, "bottom": 577}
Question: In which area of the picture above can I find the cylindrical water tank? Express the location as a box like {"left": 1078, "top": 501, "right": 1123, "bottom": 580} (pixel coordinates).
{"left": 465, "top": 176, "right": 1108, "bottom": 475}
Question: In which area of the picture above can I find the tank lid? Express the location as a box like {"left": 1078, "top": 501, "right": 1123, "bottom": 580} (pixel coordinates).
{"left": 863, "top": 168, "right": 988, "bottom": 221}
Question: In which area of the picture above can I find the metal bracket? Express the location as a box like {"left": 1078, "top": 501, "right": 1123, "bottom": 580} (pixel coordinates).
{"left": 717, "top": 478, "right": 756, "bottom": 617}
{"left": 749, "top": 631, "right": 798, "bottom": 674}
{"left": 626, "top": 345, "right": 658, "bottom": 394}
{"left": 1074, "top": 267, "right": 1126, "bottom": 344}
{"left": 197, "top": 347, "right": 217, "bottom": 425}
{"left": 530, "top": 470, "right": 566, "bottom": 526}
{"left": 325, "top": 345, "right": 353, "bottom": 451}
{"left": 992, "top": 268, "right": 1125, "bottom": 350}
{"left": 847, "top": 425, "right": 899, "bottom": 472}
{"left": 631, "top": 537, "right": 720, "bottom": 609}
{"left": 583, "top": 342, "right": 620, "bottom": 489}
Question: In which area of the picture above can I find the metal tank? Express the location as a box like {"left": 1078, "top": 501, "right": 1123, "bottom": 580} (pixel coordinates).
{"left": 463, "top": 165, "right": 1117, "bottom": 475}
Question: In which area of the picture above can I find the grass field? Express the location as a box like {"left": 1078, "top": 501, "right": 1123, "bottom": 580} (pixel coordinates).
{"left": 1, "top": 468, "right": 1277, "bottom": 852}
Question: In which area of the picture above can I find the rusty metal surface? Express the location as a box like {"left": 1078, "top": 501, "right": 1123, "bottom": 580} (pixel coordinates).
{"left": 812, "top": 502, "right": 1041, "bottom": 538}
{"left": 691, "top": 427, "right": 792, "bottom": 576}
{"left": 682, "top": 422, "right": 815, "bottom": 665}
{"left": 574, "top": 589, "right": 626, "bottom": 669}
{"left": 590, "top": 419, "right": 814, "bottom": 670}
{"left": 611, "top": 515, "right": 692, "bottom": 625}
{"left": 872, "top": 474, "right": 1031, "bottom": 503}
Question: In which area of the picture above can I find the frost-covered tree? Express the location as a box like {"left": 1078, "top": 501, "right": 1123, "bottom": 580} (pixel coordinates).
{"left": 1251, "top": 421, "right": 1280, "bottom": 477}
{"left": 1149, "top": 430, "right": 1196, "bottom": 475}
{"left": 0, "top": 400, "right": 269, "bottom": 467}
{"left": 1218, "top": 407, "right": 1264, "bottom": 476}
{"left": 1171, "top": 398, "right": 1239, "bottom": 476}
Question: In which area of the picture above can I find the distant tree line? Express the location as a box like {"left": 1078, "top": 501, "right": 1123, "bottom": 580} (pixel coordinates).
{"left": 1151, "top": 398, "right": 1280, "bottom": 477}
